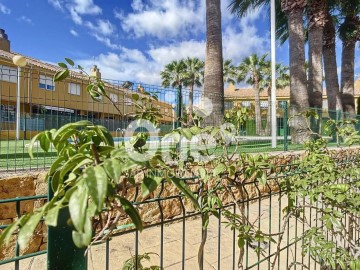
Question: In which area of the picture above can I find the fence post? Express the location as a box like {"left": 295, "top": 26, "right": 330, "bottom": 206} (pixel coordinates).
{"left": 283, "top": 102, "right": 288, "bottom": 151}
{"left": 47, "top": 179, "right": 87, "bottom": 270}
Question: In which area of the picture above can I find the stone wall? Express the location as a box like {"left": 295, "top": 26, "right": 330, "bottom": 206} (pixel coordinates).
{"left": 0, "top": 171, "right": 47, "bottom": 261}
{"left": 1, "top": 146, "right": 359, "bottom": 262}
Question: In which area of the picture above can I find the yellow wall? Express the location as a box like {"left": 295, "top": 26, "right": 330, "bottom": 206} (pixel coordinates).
{"left": 0, "top": 58, "right": 172, "bottom": 128}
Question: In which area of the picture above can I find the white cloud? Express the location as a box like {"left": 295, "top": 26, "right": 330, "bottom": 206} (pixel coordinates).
{"left": 70, "top": 0, "right": 101, "bottom": 15}
{"left": 131, "top": 0, "right": 144, "bottom": 12}
{"left": 92, "top": 34, "right": 121, "bottom": 50}
{"left": 48, "top": 0, "right": 102, "bottom": 24}
{"left": 85, "top": 19, "right": 115, "bottom": 36}
{"left": 223, "top": 25, "right": 268, "bottom": 64}
{"left": 48, "top": 0, "right": 63, "bottom": 11}
{"left": 149, "top": 40, "right": 205, "bottom": 68}
{"left": 70, "top": 29, "right": 79, "bottom": 36}
{"left": 117, "top": 0, "right": 204, "bottom": 39}
{"left": 70, "top": 7, "right": 83, "bottom": 24}
{"left": 18, "top": 16, "right": 33, "bottom": 24}
{"left": 0, "top": 3, "right": 10, "bottom": 14}
{"left": 62, "top": 1, "right": 268, "bottom": 84}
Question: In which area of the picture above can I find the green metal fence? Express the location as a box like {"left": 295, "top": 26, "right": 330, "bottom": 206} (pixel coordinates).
{"left": 1, "top": 156, "right": 359, "bottom": 270}
{"left": 0, "top": 67, "right": 359, "bottom": 172}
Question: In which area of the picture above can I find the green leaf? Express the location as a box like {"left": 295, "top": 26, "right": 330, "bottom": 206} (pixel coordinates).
{"left": 210, "top": 127, "right": 220, "bottom": 137}
{"left": 53, "top": 120, "right": 93, "bottom": 141}
{"left": 198, "top": 167, "right": 207, "bottom": 180}
{"left": 181, "top": 128, "right": 192, "bottom": 140}
{"left": 84, "top": 166, "right": 108, "bottom": 211}
{"left": 65, "top": 58, "right": 75, "bottom": 66}
{"left": 45, "top": 205, "right": 60, "bottom": 227}
{"left": 141, "top": 176, "right": 163, "bottom": 197}
{"left": 228, "top": 165, "right": 236, "bottom": 176}
{"left": 103, "top": 159, "right": 122, "bottom": 182}
{"left": 132, "top": 93, "right": 139, "bottom": 101}
{"left": 169, "top": 177, "right": 199, "bottom": 209}
{"left": 259, "top": 172, "right": 267, "bottom": 185}
{"left": 213, "top": 163, "right": 226, "bottom": 176}
{"left": 28, "top": 133, "right": 42, "bottom": 159}
{"left": 238, "top": 237, "right": 245, "bottom": 248}
{"left": 72, "top": 219, "right": 92, "bottom": 248}
{"left": 118, "top": 197, "right": 143, "bottom": 231}
{"left": 39, "top": 133, "right": 50, "bottom": 152}
{"left": 59, "top": 154, "right": 90, "bottom": 180}
{"left": 69, "top": 184, "right": 88, "bottom": 232}
{"left": 58, "top": 62, "right": 67, "bottom": 68}
{"left": 0, "top": 219, "right": 21, "bottom": 246}
{"left": 18, "top": 212, "right": 43, "bottom": 250}
{"left": 54, "top": 69, "right": 69, "bottom": 82}
{"left": 190, "top": 126, "right": 201, "bottom": 135}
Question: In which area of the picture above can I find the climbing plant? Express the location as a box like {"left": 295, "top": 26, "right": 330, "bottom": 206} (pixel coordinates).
{"left": 0, "top": 58, "right": 360, "bottom": 270}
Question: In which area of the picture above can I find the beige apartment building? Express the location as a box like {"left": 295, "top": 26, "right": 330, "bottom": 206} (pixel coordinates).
{"left": 0, "top": 29, "right": 172, "bottom": 139}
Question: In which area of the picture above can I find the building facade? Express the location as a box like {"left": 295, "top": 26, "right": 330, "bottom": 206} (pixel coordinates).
{"left": 0, "top": 29, "right": 173, "bottom": 139}
{"left": 224, "top": 82, "right": 360, "bottom": 113}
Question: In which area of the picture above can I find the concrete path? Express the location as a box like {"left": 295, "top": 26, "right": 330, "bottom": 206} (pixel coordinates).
{"left": 1, "top": 195, "right": 321, "bottom": 270}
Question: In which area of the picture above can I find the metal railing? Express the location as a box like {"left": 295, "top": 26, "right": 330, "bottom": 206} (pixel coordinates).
{"left": 1, "top": 155, "right": 359, "bottom": 269}
{"left": 0, "top": 68, "right": 359, "bottom": 172}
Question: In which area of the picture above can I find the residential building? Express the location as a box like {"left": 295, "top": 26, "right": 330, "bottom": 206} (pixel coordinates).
{"left": 0, "top": 29, "right": 173, "bottom": 139}
{"left": 225, "top": 82, "right": 360, "bottom": 113}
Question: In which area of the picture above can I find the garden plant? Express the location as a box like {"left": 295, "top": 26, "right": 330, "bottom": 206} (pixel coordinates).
{"left": 0, "top": 59, "right": 360, "bottom": 270}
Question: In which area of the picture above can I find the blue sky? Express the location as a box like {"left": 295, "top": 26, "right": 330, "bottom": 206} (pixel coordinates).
{"left": 0, "top": 0, "right": 358, "bottom": 86}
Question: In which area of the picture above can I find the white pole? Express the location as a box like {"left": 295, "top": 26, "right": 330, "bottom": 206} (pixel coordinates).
{"left": 13, "top": 55, "right": 27, "bottom": 141}
{"left": 16, "top": 66, "right": 21, "bottom": 140}
{"left": 271, "top": 0, "right": 277, "bottom": 148}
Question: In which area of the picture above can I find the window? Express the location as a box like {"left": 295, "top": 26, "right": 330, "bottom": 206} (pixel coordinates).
{"left": 241, "top": 101, "right": 251, "bottom": 108}
{"left": 39, "top": 75, "right": 55, "bottom": 91}
{"left": 0, "top": 104, "right": 16, "bottom": 122}
{"left": 110, "top": 93, "right": 118, "bottom": 103}
{"left": 260, "top": 101, "right": 269, "bottom": 108}
{"left": 68, "top": 83, "right": 81, "bottom": 96}
{"left": 124, "top": 97, "right": 132, "bottom": 106}
{"left": 278, "top": 101, "right": 288, "bottom": 108}
{"left": 225, "top": 101, "right": 233, "bottom": 110}
{"left": 0, "top": 65, "right": 17, "bottom": 83}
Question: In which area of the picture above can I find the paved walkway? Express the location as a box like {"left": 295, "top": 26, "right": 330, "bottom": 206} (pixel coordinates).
{"left": 1, "top": 195, "right": 321, "bottom": 270}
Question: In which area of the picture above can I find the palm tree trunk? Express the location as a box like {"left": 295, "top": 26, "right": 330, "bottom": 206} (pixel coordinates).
{"left": 307, "top": 0, "right": 326, "bottom": 111}
{"left": 283, "top": 3, "right": 310, "bottom": 143}
{"left": 308, "top": 28, "right": 324, "bottom": 110}
{"left": 341, "top": 41, "right": 356, "bottom": 115}
{"left": 254, "top": 82, "right": 262, "bottom": 135}
{"left": 323, "top": 11, "right": 342, "bottom": 116}
{"left": 204, "top": 0, "right": 224, "bottom": 125}
{"left": 188, "top": 83, "right": 194, "bottom": 126}
{"left": 308, "top": 21, "right": 324, "bottom": 134}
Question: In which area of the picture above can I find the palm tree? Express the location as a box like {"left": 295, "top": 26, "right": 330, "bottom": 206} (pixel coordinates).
{"left": 237, "top": 54, "right": 268, "bottom": 135}
{"left": 323, "top": 5, "right": 343, "bottom": 115}
{"left": 281, "top": 0, "right": 310, "bottom": 143}
{"left": 160, "top": 60, "right": 187, "bottom": 88}
{"left": 183, "top": 57, "right": 204, "bottom": 124}
{"left": 338, "top": 1, "right": 360, "bottom": 115}
{"left": 160, "top": 60, "right": 187, "bottom": 127}
{"left": 307, "top": 0, "right": 326, "bottom": 110}
{"left": 223, "top": 59, "right": 238, "bottom": 85}
{"left": 204, "top": 0, "right": 224, "bottom": 125}
{"left": 260, "top": 62, "right": 290, "bottom": 135}
{"left": 229, "top": 0, "right": 311, "bottom": 142}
